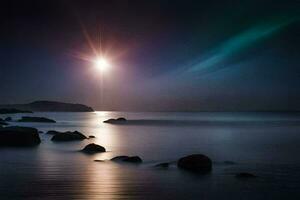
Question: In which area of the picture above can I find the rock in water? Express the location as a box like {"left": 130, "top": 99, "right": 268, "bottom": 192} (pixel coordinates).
{"left": 46, "top": 130, "right": 60, "bottom": 135}
{"left": 0, "top": 121, "right": 8, "bottom": 126}
{"left": 111, "top": 156, "right": 143, "bottom": 163}
{"left": 81, "top": 143, "right": 106, "bottom": 154}
{"left": 116, "top": 117, "right": 126, "bottom": 121}
{"left": 111, "top": 156, "right": 130, "bottom": 161}
{"left": 5, "top": 117, "right": 12, "bottom": 121}
{"left": 103, "top": 117, "right": 127, "bottom": 124}
{"left": 0, "top": 126, "right": 41, "bottom": 147}
{"left": 154, "top": 162, "right": 170, "bottom": 169}
{"left": 51, "top": 131, "right": 87, "bottom": 142}
{"left": 88, "top": 135, "right": 96, "bottom": 138}
{"left": 177, "top": 154, "right": 212, "bottom": 173}
{"left": 18, "top": 116, "right": 56, "bottom": 123}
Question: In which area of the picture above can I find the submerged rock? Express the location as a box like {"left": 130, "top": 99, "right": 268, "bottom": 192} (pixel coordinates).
{"left": 5, "top": 117, "right": 12, "bottom": 121}
{"left": 177, "top": 154, "right": 212, "bottom": 173}
{"left": 51, "top": 131, "right": 87, "bottom": 142}
{"left": 18, "top": 116, "right": 56, "bottom": 123}
{"left": 88, "top": 135, "right": 96, "bottom": 138}
{"left": 111, "top": 156, "right": 143, "bottom": 163}
{"left": 0, "top": 126, "right": 41, "bottom": 147}
{"left": 154, "top": 162, "right": 170, "bottom": 169}
{"left": 103, "top": 117, "right": 127, "bottom": 124}
{"left": 81, "top": 143, "right": 106, "bottom": 154}
{"left": 235, "top": 172, "right": 257, "bottom": 179}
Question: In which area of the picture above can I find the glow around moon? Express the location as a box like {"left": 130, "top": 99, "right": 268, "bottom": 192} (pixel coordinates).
{"left": 94, "top": 57, "right": 110, "bottom": 71}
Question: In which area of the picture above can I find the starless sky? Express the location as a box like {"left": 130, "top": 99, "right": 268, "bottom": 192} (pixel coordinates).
{"left": 1, "top": 0, "right": 299, "bottom": 111}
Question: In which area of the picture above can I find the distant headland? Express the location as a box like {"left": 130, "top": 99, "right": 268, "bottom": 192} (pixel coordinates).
{"left": 0, "top": 101, "right": 94, "bottom": 112}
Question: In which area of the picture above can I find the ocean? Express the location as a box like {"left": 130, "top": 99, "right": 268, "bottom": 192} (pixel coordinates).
{"left": 1, "top": 111, "right": 300, "bottom": 199}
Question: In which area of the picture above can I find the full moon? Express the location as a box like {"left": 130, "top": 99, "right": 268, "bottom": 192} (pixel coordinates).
{"left": 94, "top": 57, "right": 110, "bottom": 71}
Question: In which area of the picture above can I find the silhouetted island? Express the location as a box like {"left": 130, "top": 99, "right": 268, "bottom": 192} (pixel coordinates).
{"left": 0, "top": 101, "right": 93, "bottom": 112}
{"left": 0, "top": 108, "right": 32, "bottom": 114}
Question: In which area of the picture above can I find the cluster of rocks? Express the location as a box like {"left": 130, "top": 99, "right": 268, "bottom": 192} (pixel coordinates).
{"left": 0, "top": 116, "right": 256, "bottom": 179}
{"left": 0, "top": 116, "right": 56, "bottom": 127}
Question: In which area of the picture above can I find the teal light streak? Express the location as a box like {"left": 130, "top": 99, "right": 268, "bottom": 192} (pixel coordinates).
{"left": 188, "top": 17, "right": 298, "bottom": 73}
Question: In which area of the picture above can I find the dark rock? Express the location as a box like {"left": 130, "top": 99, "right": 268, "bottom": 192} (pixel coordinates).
{"left": 103, "top": 117, "right": 127, "bottom": 124}
{"left": 0, "top": 108, "right": 32, "bottom": 114}
{"left": 18, "top": 116, "right": 56, "bottom": 123}
{"left": 235, "top": 173, "right": 257, "bottom": 179}
{"left": 103, "top": 119, "right": 116, "bottom": 123}
{"left": 81, "top": 143, "right": 106, "bottom": 154}
{"left": 124, "top": 156, "right": 142, "bottom": 163}
{"left": 116, "top": 117, "right": 127, "bottom": 121}
{"left": 5, "top": 117, "right": 12, "bottom": 121}
{"left": 38, "top": 131, "right": 44, "bottom": 134}
{"left": 0, "top": 121, "right": 8, "bottom": 126}
{"left": 94, "top": 160, "right": 105, "bottom": 162}
{"left": 177, "top": 154, "right": 212, "bottom": 173}
{"left": 0, "top": 126, "right": 41, "bottom": 147}
{"left": 46, "top": 130, "right": 60, "bottom": 135}
{"left": 51, "top": 131, "right": 87, "bottom": 142}
{"left": 111, "top": 156, "right": 130, "bottom": 161}
{"left": 111, "top": 156, "right": 143, "bottom": 163}
{"left": 154, "top": 162, "right": 170, "bottom": 169}
{"left": 88, "top": 135, "right": 96, "bottom": 138}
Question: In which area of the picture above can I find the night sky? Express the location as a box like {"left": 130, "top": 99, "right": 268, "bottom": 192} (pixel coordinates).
{"left": 1, "top": 0, "right": 299, "bottom": 111}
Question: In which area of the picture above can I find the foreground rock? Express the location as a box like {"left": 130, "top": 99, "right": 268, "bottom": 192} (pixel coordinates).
{"left": 103, "top": 117, "right": 127, "bottom": 124}
{"left": 51, "top": 131, "right": 87, "bottom": 142}
{"left": 235, "top": 172, "right": 257, "bottom": 179}
{"left": 81, "top": 143, "right": 106, "bottom": 154}
{"left": 177, "top": 154, "right": 212, "bottom": 173}
{"left": 18, "top": 116, "right": 56, "bottom": 123}
{"left": 0, "top": 126, "right": 41, "bottom": 147}
{"left": 111, "top": 156, "right": 143, "bottom": 163}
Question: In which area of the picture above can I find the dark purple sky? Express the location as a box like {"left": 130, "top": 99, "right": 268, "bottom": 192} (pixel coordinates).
{"left": 1, "top": 0, "right": 299, "bottom": 111}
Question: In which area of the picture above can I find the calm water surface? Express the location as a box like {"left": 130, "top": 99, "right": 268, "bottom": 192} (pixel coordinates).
{"left": 1, "top": 112, "right": 300, "bottom": 199}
